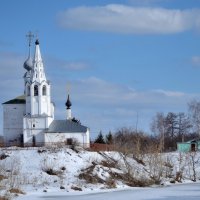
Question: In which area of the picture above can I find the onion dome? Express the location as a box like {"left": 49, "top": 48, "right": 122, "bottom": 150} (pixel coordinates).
{"left": 23, "top": 56, "right": 33, "bottom": 71}
{"left": 35, "top": 39, "right": 39, "bottom": 45}
{"left": 65, "top": 94, "right": 72, "bottom": 109}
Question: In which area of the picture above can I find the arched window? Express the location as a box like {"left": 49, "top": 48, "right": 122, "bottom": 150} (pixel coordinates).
{"left": 27, "top": 85, "right": 30, "bottom": 96}
{"left": 34, "top": 85, "right": 38, "bottom": 96}
{"left": 42, "top": 85, "right": 46, "bottom": 96}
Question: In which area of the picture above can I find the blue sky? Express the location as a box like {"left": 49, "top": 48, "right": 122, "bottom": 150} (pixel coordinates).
{"left": 1, "top": 0, "right": 200, "bottom": 138}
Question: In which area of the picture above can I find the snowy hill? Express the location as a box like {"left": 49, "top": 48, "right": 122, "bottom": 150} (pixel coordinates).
{"left": 0, "top": 147, "right": 200, "bottom": 199}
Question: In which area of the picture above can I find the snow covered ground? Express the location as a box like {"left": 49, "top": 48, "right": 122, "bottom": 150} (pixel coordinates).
{"left": 17, "top": 183, "right": 200, "bottom": 200}
{"left": 0, "top": 147, "right": 200, "bottom": 199}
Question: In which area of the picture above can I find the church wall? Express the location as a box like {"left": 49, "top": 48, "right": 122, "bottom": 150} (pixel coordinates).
{"left": 44, "top": 132, "right": 90, "bottom": 148}
{"left": 25, "top": 97, "right": 31, "bottom": 115}
{"left": 23, "top": 116, "right": 54, "bottom": 145}
{"left": 3, "top": 104, "right": 25, "bottom": 144}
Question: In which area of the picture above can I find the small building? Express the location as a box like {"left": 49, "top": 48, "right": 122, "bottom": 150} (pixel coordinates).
{"left": 177, "top": 139, "right": 200, "bottom": 152}
{"left": 2, "top": 34, "right": 90, "bottom": 148}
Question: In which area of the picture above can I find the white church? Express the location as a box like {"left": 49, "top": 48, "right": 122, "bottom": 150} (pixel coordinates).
{"left": 2, "top": 34, "right": 90, "bottom": 147}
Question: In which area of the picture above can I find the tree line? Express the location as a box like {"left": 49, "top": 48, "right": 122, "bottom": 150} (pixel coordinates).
{"left": 93, "top": 99, "right": 200, "bottom": 152}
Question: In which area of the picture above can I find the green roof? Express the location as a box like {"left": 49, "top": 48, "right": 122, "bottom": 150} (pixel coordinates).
{"left": 2, "top": 95, "right": 26, "bottom": 104}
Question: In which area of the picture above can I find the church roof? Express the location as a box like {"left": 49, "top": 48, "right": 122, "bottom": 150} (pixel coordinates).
{"left": 46, "top": 120, "right": 88, "bottom": 133}
{"left": 2, "top": 95, "right": 26, "bottom": 104}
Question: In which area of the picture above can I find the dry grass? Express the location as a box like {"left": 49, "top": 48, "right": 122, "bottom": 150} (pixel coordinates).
{"left": 41, "top": 157, "right": 63, "bottom": 176}
{"left": 100, "top": 160, "right": 117, "bottom": 169}
{"left": 0, "top": 154, "right": 9, "bottom": 160}
{"left": 79, "top": 162, "right": 104, "bottom": 184}
{"left": 71, "top": 185, "right": 82, "bottom": 191}
{"left": 44, "top": 168, "right": 62, "bottom": 176}
{"left": 9, "top": 188, "right": 25, "bottom": 194}
{"left": 0, "top": 196, "right": 9, "bottom": 200}
{"left": 0, "top": 175, "right": 7, "bottom": 181}
{"left": 105, "top": 178, "right": 116, "bottom": 188}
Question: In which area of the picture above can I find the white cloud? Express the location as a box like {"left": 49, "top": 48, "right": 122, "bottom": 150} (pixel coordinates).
{"left": 128, "top": 0, "right": 168, "bottom": 6}
{"left": 57, "top": 5, "right": 200, "bottom": 34}
{"left": 51, "top": 76, "right": 198, "bottom": 135}
{"left": 153, "top": 89, "right": 185, "bottom": 97}
{"left": 53, "top": 76, "right": 195, "bottom": 110}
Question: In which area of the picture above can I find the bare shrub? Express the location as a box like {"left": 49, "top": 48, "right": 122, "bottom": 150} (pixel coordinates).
{"left": 175, "top": 152, "right": 187, "bottom": 181}
{"left": 41, "top": 157, "right": 63, "bottom": 176}
{"left": 37, "top": 149, "right": 47, "bottom": 154}
{"left": 71, "top": 185, "right": 82, "bottom": 191}
{"left": 9, "top": 188, "right": 25, "bottom": 194}
{"left": 105, "top": 177, "right": 116, "bottom": 188}
{"left": 175, "top": 171, "right": 182, "bottom": 182}
{"left": 0, "top": 196, "right": 10, "bottom": 200}
{"left": 79, "top": 162, "right": 104, "bottom": 184}
{"left": 187, "top": 151, "right": 199, "bottom": 182}
{"left": 5, "top": 155, "right": 22, "bottom": 189}
{"left": 0, "top": 154, "right": 9, "bottom": 160}
{"left": 100, "top": 160, "right": 117, "bottom": 169}
{"left": 0, "top": 175, "right": 7, "bottom": 181}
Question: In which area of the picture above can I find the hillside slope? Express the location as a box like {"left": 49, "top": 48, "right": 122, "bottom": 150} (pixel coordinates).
{"left": 0, "top": 147, "right": 199, "bottom": 199}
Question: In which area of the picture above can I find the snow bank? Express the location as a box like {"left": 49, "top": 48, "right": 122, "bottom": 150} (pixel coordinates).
{"left": 0, "top": 147, "right": 199, "bottom": 199}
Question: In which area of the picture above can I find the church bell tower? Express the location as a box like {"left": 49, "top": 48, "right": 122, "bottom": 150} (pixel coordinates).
{"left": 23, "top": 33, "right": 54, "bottom": 145}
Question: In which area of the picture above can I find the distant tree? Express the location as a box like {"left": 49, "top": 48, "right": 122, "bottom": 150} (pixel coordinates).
{"left": 151, "top": 111, "right": 194, "bottom": 151}
{"left": 188, "top": 99, "right": 200, "bottom": 136}
{"left": 177, "top": 112, "right": 191, "bottom": 142}
{"left": 150, "top": 112, "right": 166, "bottom": 152}
{"left": 72, "top": 117, "right": 81, "bottom": 124}
{"left": 105, "top": 131, "right": 113, "bottom": 144}
{"left": 165, "top": 112, "right": 178, "bottom": 139}
{"left": 94, "top": 131, "right": 105, "bottom": 144}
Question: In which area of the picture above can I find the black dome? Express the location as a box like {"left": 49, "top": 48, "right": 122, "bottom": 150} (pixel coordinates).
{"left": 35, "top": 39, "right": 39, "bottom": 45}
{"left": 23, "top": 56, "right": 33, "bottom": 71}
{"left": 65, "top": 94, "right": 72, "bottom": 109}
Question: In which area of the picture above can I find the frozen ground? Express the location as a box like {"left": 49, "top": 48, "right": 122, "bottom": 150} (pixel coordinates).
{"left": 17, "top": 183, "right": 200, "bottom": 200}
{"left": 0, "top": 147, "right": 200, "bottom": 199}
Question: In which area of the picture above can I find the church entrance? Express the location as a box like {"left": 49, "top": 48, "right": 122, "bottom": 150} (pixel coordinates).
{"left": 191, "top": 143, "right": 196, "bottom": 152}
{"left": 32, "top": 135, "right": 36, "bottom": 147}
{"left": 20, "top": 134, "right": 23, "bottom": 147}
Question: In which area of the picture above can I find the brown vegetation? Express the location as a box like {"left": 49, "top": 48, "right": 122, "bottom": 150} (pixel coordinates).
{"left": 9, "top": 188, "right": 25, "bottom": 194}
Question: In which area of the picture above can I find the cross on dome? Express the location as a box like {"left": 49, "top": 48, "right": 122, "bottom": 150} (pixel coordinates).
{"left": 26, "top": 31, "right": 34, "bottom": 47}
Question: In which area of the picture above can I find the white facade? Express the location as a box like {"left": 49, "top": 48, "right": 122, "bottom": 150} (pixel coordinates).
{"left": 44, "top": 129, "right": 90, "bottom": 148}
{"left": 3, "top": 102, "right": 25, "bottom": 145}
{"left": 3, "top": 37, "right": 90, "bottom": 148}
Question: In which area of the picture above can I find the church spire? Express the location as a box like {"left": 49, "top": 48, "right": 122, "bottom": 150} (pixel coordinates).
{"left": 34, "top": 39, "right": 42, "bottom": 62}
{"left": 31, "top": 38, "right": 46, "bottom": 83}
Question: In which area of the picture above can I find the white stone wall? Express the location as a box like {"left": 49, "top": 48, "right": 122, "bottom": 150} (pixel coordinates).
{"left": 23, "top": 116, "right": 54, "bottom": 145}
{"left": 3, "top": 104, "right": 25, "bottom": 144}
{"left": 44, "top": 130, "right": 90, "bottom": 148}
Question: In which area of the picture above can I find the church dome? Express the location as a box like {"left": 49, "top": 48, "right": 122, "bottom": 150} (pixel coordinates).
{"left": 65, "top": 94, "right": 72, "bottom": 109}
{"left": 23, "top": 56, "right": 33, "bottom": 71}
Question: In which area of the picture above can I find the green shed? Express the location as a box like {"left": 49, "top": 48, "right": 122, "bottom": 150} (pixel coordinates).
{"left": 177, "top": 139, "right": 200, "bottom": 152}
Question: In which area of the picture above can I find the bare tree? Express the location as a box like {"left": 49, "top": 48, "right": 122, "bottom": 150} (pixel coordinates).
{"left": 177, "top": 112, "right": 191, "bottom": 142}
{"left": 151, "top": 112, "right": 192, "bottom": 151}
{"left": 188, "top": 99, "right": 200, "bottom": 136}
{"left": 151, "top": 112, "right": 165, "bottom": 152}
